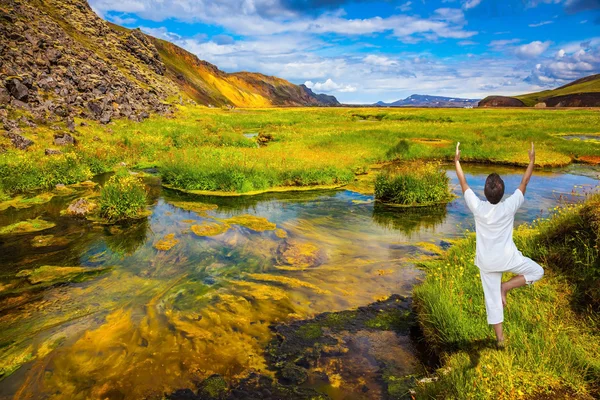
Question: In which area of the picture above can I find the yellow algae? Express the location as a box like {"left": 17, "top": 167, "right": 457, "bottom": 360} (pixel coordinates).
{"left": 181, "top": 219, "right": 196, "bottom": 224}
{"left": 275, "top": 228, "right": 288, "bottom": 238}
{"left": 191, "top": 221, "right": 230, "bottom": 236}
{"left": 416, "top": 241, "right": 444, "bottom": 255}
{"left": 231, "top": 280, "right": 289, "bottom": 301}
{"left": 16, "top": 265, "right": 107, "bottom": 285}
{"left": 153, "top": 233, "right": 179, "bottom": 251}
{"left": 0, "top": 192, "right": 55, "bottom": 211}
{"left": 278, "top": 240, "right": 324, "bottom": 269}
{"left": 0, "top": 218, "right": 55, "bottom": 235}
{"left": 167, "top": 200, "right": 218, "bottom": 213}
{"left": 246, "top": 273, "right": 330, "bottom": 295}
{"left": 225, "top": 214, "right": 276, "bottom": 231}
{"left": 163, "top": 183, "right": 346, "bottom": 197}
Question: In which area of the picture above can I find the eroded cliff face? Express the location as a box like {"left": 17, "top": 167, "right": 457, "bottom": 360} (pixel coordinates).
{"left": 0, "top": 0, "right": 176, "bottom": 132}
{"left": 0, "top": 0, "right": 338, "bottom": 140}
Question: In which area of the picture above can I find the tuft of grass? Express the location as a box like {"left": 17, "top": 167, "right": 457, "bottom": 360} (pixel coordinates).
{"left": 99, "top": 170, "right": 147, "bottom": 221}
{"left": 412, "top": 196, "right": 600, "bottom": 399}
{"left": 375, "top": 162, "right": 453, "bottom": 206}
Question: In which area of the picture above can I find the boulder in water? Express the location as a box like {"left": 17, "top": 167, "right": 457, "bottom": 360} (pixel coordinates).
{"left": 65, "top": 198, "right": 97, "bottom": 217}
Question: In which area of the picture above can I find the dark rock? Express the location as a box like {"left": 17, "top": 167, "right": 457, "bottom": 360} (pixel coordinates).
{"left": 53, "top": 132, "right": 77, "bottom": 146}
{"left": 45, "top": 148, "right": 62, "bottom": 155}
{"left": 5, "top": 79, "right": 29, "bottom": 101}
{"left": 544, "top": 92, "right": 600, "bottom": 107}
{"left": 11, "top": 99, "right": 30, "bottom": 110}
{"left": 65, "top": 198, "right": 97, "bottom": 217}
{"left": 5, "top": 130, "right": 34, "bottom": 150}
{"left": 0, "top": 87, "right": 10, "bottom": 105}
{"left": 478, "top": 96, "right": 525, "bottom": 107}
{"left": 66, "top": 116, "right": 75, "bottom": 131}
{"left": 87, "top": 101, "right": 103, "bottom": 117}
{"left": 280, "top": 363, "right": 308, "bottom": 385}
{"left": 99, "top": 111, "right": 112, "bottom": 124}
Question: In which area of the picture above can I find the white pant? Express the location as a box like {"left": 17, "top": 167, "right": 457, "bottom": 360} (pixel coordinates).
{"left": 479, "top": 257, "right": 544, "bottom": 325}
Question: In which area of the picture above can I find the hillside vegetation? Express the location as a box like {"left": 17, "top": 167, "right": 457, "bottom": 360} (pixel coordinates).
{"left": 479, "top": 74, "right": 600, "bottom": 107}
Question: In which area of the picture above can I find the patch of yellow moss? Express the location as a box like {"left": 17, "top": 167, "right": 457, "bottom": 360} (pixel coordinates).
{"left": 168, "top": 201, "right": 218, "bottom": 214}
{"left": 275, "top": 228, "right": 287, "bottom": 238}
{"left": 154, "top": 233, "right": 179, "bottom": 251}
{"left": 246, "top": 273, "right": 329, "bottom": 294}
{"left": 191, "top": 221, "right": 230, "bottom": 236}
{"left": 0, "top": 192, "right": 55, "bottom": 211}
{"left": 0, "top": 218, "right": 56, "bottom": 235}
{"left": 225, "top": 214, "right": 276, "bottom": 231}
{"left": 279, "top": 240, "right": 323, "bottom": 269}
{"left": 16, "top": 266, "right": 93, "bottom": 284}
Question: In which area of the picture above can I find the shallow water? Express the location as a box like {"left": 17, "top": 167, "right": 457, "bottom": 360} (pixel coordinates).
{"left": 0, "top": 165, "right": 597, "bottom": 399}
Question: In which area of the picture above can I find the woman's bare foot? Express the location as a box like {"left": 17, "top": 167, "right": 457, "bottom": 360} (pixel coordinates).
{"left": 501, "top": 283, "right": 508, "bottom": 308}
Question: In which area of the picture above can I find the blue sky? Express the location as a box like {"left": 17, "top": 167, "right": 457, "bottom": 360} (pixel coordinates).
{"left": 89, "top": 0, "right": 600, "bottom": 103}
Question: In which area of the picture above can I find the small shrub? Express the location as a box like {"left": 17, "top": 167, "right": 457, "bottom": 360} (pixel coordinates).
{"left": 374, "top": 162, "right": 453, "bottom": 206}
{"left": 99, "top": 170, "right": 147, "bottom": 221}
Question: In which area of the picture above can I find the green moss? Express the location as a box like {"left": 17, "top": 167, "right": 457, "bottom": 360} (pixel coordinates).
{"left": 0, "top": 218, "right": 55, "bottom": 235}
{"left": 297, "top": 323, "right": 323, "bottom": 340}
{"left": 198, "top": 374, "right": 228, "bottom": 398}
{"left": 16, "top": 265, "right": 112, "bottom": 285}
{"left": 365, "top": 309, "right": 413, "bottom": 331}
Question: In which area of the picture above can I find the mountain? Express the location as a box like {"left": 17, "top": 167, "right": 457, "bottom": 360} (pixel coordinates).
{"left": 479, "top": 74, "right": 600, "bottom": 108}
{"left": 375, "top": 94, "right": 480, "bottom": 108}
{"left": 299, "top": 85, "right": 340, "bottom": 105}
{"left": 0, "top": 0, "right": 337, "bottom": 131}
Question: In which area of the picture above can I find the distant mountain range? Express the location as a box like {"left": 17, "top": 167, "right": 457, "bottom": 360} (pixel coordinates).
{"left": 479, "top": 74, "right": 600, "bottom": 108}
{"left": 374, "top": 94, "right": 480, "bottom": 108}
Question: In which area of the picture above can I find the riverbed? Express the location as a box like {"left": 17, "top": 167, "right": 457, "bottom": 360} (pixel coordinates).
{"left": 0, "top": 165, "right": 597, "bottom": 399}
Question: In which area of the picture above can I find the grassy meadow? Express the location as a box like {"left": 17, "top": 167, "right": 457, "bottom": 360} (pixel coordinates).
{"left": 1, "top": 106, "right": 600, "bottom": 195}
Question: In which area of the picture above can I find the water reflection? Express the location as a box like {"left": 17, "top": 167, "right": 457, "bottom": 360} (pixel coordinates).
{"left": 0, "top": 165, "right": 597, "bottom": 399}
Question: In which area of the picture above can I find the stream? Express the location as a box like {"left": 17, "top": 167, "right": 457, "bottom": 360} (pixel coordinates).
{"left": 0, "top": 164, "right": 598, "bottom": 399}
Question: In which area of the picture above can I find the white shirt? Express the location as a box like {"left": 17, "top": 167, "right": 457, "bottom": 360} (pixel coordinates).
{"left": 464, "top": 188, "right": 525, "bottom": 272}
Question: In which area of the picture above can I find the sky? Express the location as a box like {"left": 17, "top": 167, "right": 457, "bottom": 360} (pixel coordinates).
{"left": 88, "top": 0, "right": 600, "bottom": 104}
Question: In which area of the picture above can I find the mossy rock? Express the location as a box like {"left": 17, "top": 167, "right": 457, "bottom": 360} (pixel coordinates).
{"left": 0, "top": 193, "right": 55, "bottom": 211}
{"left": 280, "top": 363, "right": 308, "bottom": 385}
{"left": 190, "top": 221, "right": 229, "bottom": 237}
{"left": 0, "top": 218, "right": 56, "bottom": 236}
{"left": 197, "top": 374, "right": 228, "bottom": 399}
{"left": 225, "top": 214, "right": 277, "bottom": 232}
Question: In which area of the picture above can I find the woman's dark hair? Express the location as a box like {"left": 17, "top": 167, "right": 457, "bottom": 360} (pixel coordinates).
{"left": 484, "top": 173, "right": 505, "bottom": 204}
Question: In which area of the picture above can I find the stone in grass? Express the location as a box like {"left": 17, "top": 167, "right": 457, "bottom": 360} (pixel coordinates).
{"left": 5, "top": 131, "right": 33, "bottom": 150}
{"left": 154, "top": 233, "right": 178, "bottom": 251}
{"left": 65, "top": 198, "right": 97, "bottom": 217}
{"left": 190, "top": 222, "right": 229, "bottom": 237}
{"left": 0, "top": 218, "right": 55, "bottom": 235}
{"left": 53, "top": 132, "right": 77, "bottom": 146}
{"left": 225, "top": 214, "right": 277, "bottom": 232}
{"left": 5, "top": 79, "right": 28, "bottom": 101}
{"left": 45, "top": 148, "right": 62, "bottom": 155}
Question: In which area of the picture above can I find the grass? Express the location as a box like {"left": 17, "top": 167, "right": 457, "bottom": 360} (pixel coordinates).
{"left": 412, "top": 195, "right": 600, "bottom": 399}
{"left": 1, "top": 106, "right": 600, "bottom": 196}
{"left": 515, "top": 74, "right": 600, "bottom": 106}
{"left": 374, "top": 162, "right": 453, "bottom": 206}
{"left": 99, "top": 170, "right": 148, "bottom": 221}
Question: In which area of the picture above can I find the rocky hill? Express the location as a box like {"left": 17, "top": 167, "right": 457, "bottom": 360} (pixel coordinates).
{"left": 0, "top": 0, "right": 337, "bottom": 141}
{"left": 479, "top": 74, "right": 600, "bottom": 108}
{"left": 375, "top": 94, "right": 479, "bottom": 108}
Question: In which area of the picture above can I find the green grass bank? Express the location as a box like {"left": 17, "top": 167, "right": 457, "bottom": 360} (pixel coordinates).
{"left": 412, "top": 195, "right": 600, "bottom": 399}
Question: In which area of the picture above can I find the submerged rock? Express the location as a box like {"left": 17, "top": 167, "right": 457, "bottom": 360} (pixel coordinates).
{"left": 31, "top": 234, "right": 71, "bottom": 248}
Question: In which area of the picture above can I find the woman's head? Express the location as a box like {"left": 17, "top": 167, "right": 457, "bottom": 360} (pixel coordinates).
{"left": 484, "top": 173, "right": 505, "bottom": 204}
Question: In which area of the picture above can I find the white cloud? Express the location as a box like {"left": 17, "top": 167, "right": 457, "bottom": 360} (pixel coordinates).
{"left": 458, "top": 40, "right": 478, "bottom": 46}
{"left": 304, "top": 79, "right": 357, "bottom": 93}
{"left": 398, "top": 1, "right": 412, "bottom": 12}
{"left": 489, "top": 38, "right": 521, "bottom": 50}
{"left": 514, "top": 41, "right": 551, "bottom": 58}
{"left": 581, "top": 19, "right": 588, "bottom": 23}
{"left": 463, "top": 0, "right": 482, "bottom": 9}
{"left": 528, "top": 20, "right": 554, "bottom": 27}
{"left": 363, "top": 55, "right": 398, "bottom": 67}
